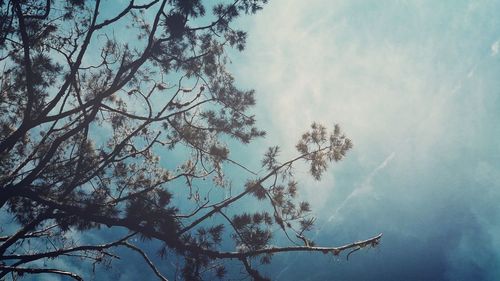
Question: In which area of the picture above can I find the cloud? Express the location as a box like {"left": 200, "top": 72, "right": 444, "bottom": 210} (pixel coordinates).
{"left": 491, "top": 40, "right": 500, "bottom": 56}
{"left": 327, "top": 151, "right": 395, "bottom": 223}
{"left": 236, "top": 0, "right": 477, "bottom": 213}
{"left": 233, "top": 0, "right": 500, "bottom": 280}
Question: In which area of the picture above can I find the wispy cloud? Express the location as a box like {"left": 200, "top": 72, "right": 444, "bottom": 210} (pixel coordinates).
{"left": 491, "top": 40, "right": 500, "bottom": 56}
{"left": 328, "top": 151, "right": 395, "bottom": 223}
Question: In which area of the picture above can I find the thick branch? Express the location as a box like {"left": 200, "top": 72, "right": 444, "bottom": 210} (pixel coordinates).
{"left": 0, "top": 215, "right": 47, "bottom": 256}
{"left": 14, "top": 188, "right": 382, "bottom": 262}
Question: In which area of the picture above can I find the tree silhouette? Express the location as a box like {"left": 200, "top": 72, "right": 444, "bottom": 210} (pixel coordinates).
{"left": 0, "top": 1, "right": 381, "bottom": 280}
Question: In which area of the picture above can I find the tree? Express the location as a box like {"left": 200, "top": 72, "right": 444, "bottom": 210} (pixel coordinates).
{"left": 0, "top": 0, "right": 382, "bottom": 280}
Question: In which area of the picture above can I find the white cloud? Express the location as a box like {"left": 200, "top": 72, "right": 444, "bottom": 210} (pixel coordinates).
{"left": 236, "top": 0, "right": 467, "bottom": 208}
{"left": 234, "top": 0, "right": 500, "bottom": 279}
{"left": 491, "top": 40, "right": 500, "bottom": 56}
{"left": 327, "top": 151, "right": 395, "bottom": 223}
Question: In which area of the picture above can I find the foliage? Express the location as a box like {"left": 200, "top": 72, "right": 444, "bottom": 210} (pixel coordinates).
{"left": 0, "top": 1, "right": 380, "bottom": 280}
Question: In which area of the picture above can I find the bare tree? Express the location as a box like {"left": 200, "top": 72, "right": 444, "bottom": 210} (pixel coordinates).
{"left": 0, "top": 0, "right": 381, "bottom": 280}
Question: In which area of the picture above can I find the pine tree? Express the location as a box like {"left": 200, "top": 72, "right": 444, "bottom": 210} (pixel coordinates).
{"left": 0, "top": 1, "right": 381, "bottom": 280}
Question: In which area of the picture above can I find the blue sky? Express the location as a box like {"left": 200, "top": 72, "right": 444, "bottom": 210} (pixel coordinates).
{"left": 227, "top": 0, "right": 500, "bottom": 280}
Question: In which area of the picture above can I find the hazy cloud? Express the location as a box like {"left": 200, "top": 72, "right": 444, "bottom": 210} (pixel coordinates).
{"left": 234, "top": 0, "right": 500, "bottom": 280}
{"left": 491, "top": 40, "right": 500, "bottom": 56}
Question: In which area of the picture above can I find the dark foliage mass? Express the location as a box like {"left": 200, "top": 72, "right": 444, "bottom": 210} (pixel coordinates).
{"left": 0, "top": 1, "right": 380, "bottom": 280}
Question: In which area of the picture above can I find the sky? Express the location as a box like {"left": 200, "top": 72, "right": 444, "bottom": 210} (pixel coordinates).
{"left": 3, "top": 1, "right": 500, "bottom": 280}
{"left": 227, "top": 0, "right": 500, "bottom": 280}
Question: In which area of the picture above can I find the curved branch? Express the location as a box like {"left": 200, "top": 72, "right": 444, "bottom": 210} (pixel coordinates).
{"left": 0, "top": 266, "right": 84, "bottom": 281}
{"left": 1, "top": 233, "right": 134, "bottom": 262}
{"left": 122, "top": 241, "right": 169, "bottom": 281}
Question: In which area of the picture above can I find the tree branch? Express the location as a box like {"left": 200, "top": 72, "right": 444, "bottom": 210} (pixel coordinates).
{"left": 240, "top": 258, "right": 269, "bottom": 281}
{"left": 0, "top": 266, "right": 84, "bottom": 281}
{"left": 122, "top": 241, "right": 169, "bottom": 281}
